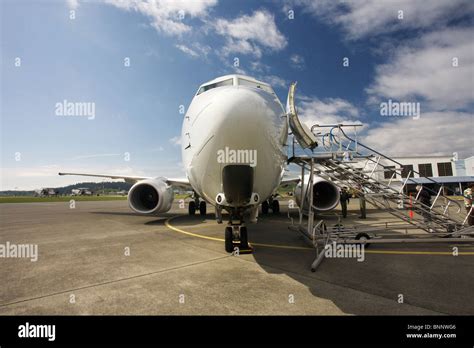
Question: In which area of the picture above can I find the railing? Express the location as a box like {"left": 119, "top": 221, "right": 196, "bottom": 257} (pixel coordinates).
{"left": 311, "top": 125, "right": 464, "bottom": 214}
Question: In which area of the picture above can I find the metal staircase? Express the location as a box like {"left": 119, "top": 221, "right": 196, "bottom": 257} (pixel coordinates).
{"left": 290, "top": 124, "right": 472, "bottom": 235}
{"left": 284, "top": 83, "right": 472, "bottom": 271}
{"left": 286, "top": 123, "right": 474, "bottom": 272}
{"left": 316, "top": 157, "right": 465, "bottom": 234}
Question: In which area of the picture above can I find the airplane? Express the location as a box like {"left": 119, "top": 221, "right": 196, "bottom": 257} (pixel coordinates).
{"left": 34, "top": 188, "right": 59, "bottom": 197}
{"left": 71, "top": 188, "right": 93, "bottom": 196}
{"left": 59, "top": 74, "right": 340, "bottom": 253}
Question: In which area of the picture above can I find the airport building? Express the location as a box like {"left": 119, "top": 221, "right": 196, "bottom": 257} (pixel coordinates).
{"left": 369, "top": 154, "right": 474, "bottom": 195}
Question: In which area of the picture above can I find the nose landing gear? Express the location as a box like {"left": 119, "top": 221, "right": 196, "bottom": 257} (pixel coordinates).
{"left": 224, "top": 225, "right": 252, "bottom": 254}
{"left": 216, "top": 200, "right": 255, "bottom": 254}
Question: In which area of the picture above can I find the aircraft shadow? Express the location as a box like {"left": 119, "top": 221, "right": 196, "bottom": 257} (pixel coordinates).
{"left": 249, "top": 210, "right": 471, "bottom": 315}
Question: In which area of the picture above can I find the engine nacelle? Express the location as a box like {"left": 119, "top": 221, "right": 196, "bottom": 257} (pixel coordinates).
{"left": 128, "top": 178, "right": 174, "bottom": 214}
{"left": 294, "top": 175, "right": 340, "bottom": 212}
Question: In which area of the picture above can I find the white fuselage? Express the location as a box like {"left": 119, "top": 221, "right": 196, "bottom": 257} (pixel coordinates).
{"left": 181, "top": 75, "right": 288, "bottom": 209}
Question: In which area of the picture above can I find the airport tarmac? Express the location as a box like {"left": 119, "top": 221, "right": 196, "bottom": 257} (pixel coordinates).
{"left": 1, "top": 199, "right": 473, "bottom": 315}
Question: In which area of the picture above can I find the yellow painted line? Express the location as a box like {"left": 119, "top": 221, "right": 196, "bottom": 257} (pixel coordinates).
{"left": 164, "top": 216, "right": 474, "bottom": 255}
{"left": 165, "top": 216, "right": 223, "bottom": 242}
{"left": 165, "top": 216, "right": 312, "bottom": 250}
{"left": 251, "top": 243, "right": 312, "bottom": 250}
{"left": 365, "top": 250, "right": 474, "bottom": 256}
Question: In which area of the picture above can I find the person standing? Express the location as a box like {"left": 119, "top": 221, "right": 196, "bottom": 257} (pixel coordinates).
{"left": 340, "top": 187, "right": 350, "bottom": 218}
{"left": 416, "top": 185, "right": 432, "bottom": 224}
{"left": 356, "top": 184, "right": 366, "bottom": 219}
{"left": 464, "top": 183, "right": 474, "bottom": 226}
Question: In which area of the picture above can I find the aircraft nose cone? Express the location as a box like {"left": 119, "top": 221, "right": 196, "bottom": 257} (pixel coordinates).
{"left": 212, "top": 88, "right": 280, "bottom": 135}
{"left": 184, "top": 84, "right": 287, "bottom": 206}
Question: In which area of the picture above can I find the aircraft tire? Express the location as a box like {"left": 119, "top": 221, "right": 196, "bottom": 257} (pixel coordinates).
{"left": 262, "top": 201, "right": 269, "bottom": 214}
{"left": 225, "top": 226, "right": 234, "bottom": 253}
{"left": 199, "top": 201, "right": 206, "bottom": 215}
{"left": 188, "top": 201, "right": 196, "bottom": 215}
{"left": 271, "top": 200, "right": 280, "bottom": 214}
{"left": 355, "top": 232, "right": 371, "bottom": 248}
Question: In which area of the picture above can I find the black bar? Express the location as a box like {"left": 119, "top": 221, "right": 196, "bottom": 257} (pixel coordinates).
{"left": 0, "top": 315, "right": 473, "bottom": 346}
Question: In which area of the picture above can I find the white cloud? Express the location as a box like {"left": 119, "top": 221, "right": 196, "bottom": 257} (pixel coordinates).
{"left": 362, "top": 111, "right": 473, "bottom": 157}
{"left": 221, "top": 38, "right": 263, "bottom": 59}
{"left": 169, "top": 136, "right": 181, "bottom": 146}
{"left": 290, "top": 54, "right": 305, "bottom": 69}
{"left": 66, "top": 0, "right": 79, "bottom": 10}
{"left": 297, "top": 96, "right": 361, "bottom": 127}
{"left": 94, "top": 3, "right": 285, "bottom": 62}
{"left": 295, "top": 99, "right": 473, "bottom": 158}
{"left": 175, "top": 43, "right": 211, "bottom": 58}
{"left": 288, "top": 96, "right": 363, "bottom": 146}
{"left": 215, "top": 60, "right": 248, "bottom": 76}
{"left": 295, "top": 0, "right": 474, "bottom": 40}
{"left": 366, "top": 27, "right": 474, "bottom": 110}
{"left": 233, "top": 67, "right": 248, "bottom": 75}
{"left": 102, "top": 0, "right": 218, "bottom": 36}
{"left": 215, "top": 10, "right": 287, "bottom": 58}
{"left": 249, "top": 61, "right": 270, "bottom": 73}
{"left": 263, "top": 75, "right": 288, "bottom": 89}
{"left": 175, "top": 44, "right": 199, "bottom": 57}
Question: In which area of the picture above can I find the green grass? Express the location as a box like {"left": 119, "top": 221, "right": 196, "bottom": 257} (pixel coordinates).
{"left": 0, "top": 196, "right": 128, "bottom": 203}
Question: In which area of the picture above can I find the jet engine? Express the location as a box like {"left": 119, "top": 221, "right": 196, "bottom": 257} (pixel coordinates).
{"left": 128, "top": 178, "right": 174, "bottom": 214}
{"left": 294, "top": 175, "right": 340, "bottom": 212}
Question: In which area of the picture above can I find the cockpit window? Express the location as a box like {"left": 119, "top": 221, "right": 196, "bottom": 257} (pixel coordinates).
{"left": 238, "top": 78, "right": 274, "bottom": 94}
{"left": 197, "top": 78, "right": 233, "bottom": 95}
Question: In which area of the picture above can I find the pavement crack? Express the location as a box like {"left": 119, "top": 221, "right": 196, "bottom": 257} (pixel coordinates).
{"left": 0, "top": 255, "right": 231, "bottom": 309}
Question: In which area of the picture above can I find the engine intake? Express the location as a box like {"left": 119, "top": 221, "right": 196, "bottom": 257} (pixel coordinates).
{"left": 294, "top": 175, "right": 340, "bottom": 212}
{"left": 128, "top": 178, "right": 173, "bottom": 214}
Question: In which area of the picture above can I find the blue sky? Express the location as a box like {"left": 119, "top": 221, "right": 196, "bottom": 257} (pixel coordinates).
{"left": 1, "top": 0, "right": 473, "bottom": 189}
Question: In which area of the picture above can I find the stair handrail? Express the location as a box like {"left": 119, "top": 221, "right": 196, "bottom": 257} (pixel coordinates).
{"left": 333, "top": 126, "right": 463, "bottom": 213}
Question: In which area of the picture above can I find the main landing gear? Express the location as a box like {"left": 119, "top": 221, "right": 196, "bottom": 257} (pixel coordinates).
{"left": 261, "top": 196, "right": 280, "bottom": 215}
{"left": 188, "top": 195, "right": 207, "bottom": 216}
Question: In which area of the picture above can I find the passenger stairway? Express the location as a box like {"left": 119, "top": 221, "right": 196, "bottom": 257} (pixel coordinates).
{"left": 291, "top": 124, "right": 472, "bottom": 235}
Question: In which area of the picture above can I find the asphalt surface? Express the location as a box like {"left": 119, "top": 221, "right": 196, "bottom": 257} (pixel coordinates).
{"left": 1, "top": 199, "right": 473, "bottom": 315}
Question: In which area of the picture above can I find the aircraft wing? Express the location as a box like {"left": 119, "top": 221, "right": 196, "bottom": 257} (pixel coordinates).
{"left": 165, "top": 178, "right": 192, "bottom": 190}
{"left": 58, "top": 172, "right": 191, "bottom": 188}
{"left": 58, "top": 172, "right": 151, "bottom": 183}
{"left": 279, "top": 175, "right": 300, "bottom": 187}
